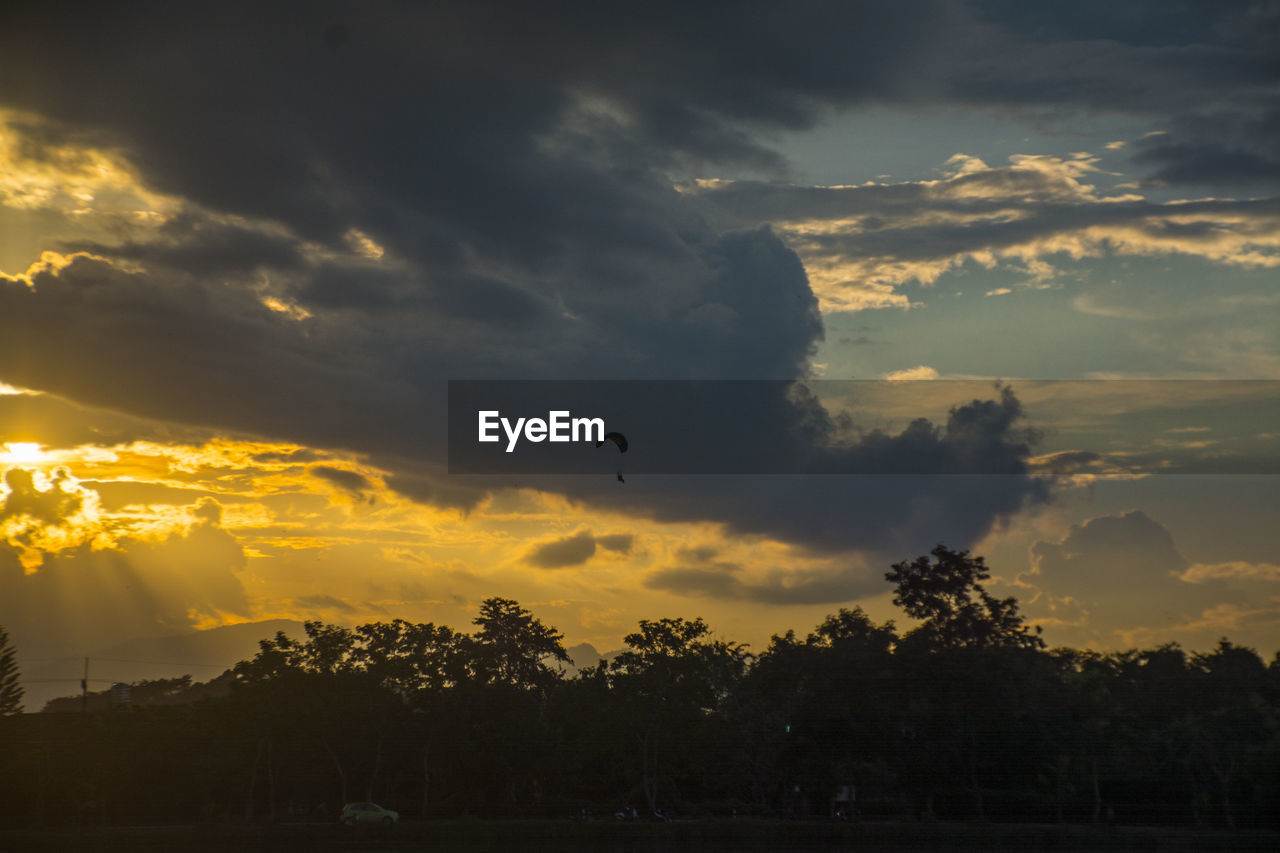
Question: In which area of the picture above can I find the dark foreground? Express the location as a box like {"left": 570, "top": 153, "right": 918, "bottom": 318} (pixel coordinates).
{"left": 2, "top": 820, "right": 1276, "bottom": 853}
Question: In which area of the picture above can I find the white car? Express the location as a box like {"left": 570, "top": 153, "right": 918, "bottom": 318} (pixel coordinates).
{"left": 340, "top": 801, "right": 399, "bottom": 826}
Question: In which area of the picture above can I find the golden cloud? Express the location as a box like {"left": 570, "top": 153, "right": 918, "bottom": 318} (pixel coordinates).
{"left": 0, "top": 110, "right": 177, "bottom": 220}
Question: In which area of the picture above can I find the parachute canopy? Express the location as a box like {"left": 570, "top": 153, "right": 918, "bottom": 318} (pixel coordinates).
{"left": 596, "top": 431, "right": 628, "bottom": 453}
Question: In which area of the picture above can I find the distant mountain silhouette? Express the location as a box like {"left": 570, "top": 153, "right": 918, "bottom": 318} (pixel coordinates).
{"left": 564, "top": 642, "right": 622, "bottom": 675}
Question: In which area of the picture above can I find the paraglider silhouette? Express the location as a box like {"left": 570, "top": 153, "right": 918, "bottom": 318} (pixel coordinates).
{"left": 596, "top": 431, "right": 627, "bottom": 483}
{"left": 596, "top": 432, "right": 628, "bottom": 453}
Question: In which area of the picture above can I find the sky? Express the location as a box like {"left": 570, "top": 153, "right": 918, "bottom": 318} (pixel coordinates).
{"left": 1, "top": 1, "right": 1278, "bottom": 694}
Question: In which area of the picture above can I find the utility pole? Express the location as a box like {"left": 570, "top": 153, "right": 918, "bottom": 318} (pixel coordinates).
{"left": 81, "top": 657, "right": 88, "bottom": 714}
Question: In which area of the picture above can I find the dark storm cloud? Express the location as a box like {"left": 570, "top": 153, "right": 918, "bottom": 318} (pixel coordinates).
{"left": 971, "top": 0, "right": 1237, "bottom": 47}
{"left": 0, "top": 387, "right": 217, "bottom": 450}
{"left": 549, "top": 386, "right": 1045, "bottom": 566}
{"left": 3, "top": 1, "right": 1266, "bottom": 559}
{"left": 962, "top": 2, "right": 1279, "bottom": 187}
{"left": 675, "top": 546, "right": 720, "bottom": 564}
{"left": 954, "top": 1, "right": 1278, "bottom": 116}
{"left": 525, "top": 530, "right": 597, "bottom": 569}
{"left": 68, "top": 213, "right": 309, "bottom": 276}
{"left": 0, "top": 254, "right": 435, "bottom": 461}
{"left": 645, "top": 564, "right": 887, "bottom": 606}
{"left": 3, "top": 2, "right": 1274, "bottom": 236}
{"left": 1026, "top": 511, "right": 1243, "bottom": 641}
{"left": 646, "top": 564, "right": 745, "bottom": 600}
{"left": 1032, "top": 511, "right": 1189, "bottom": 594}
{"left": 596, "top": 534, "right": 633, "bottom": 554}
{"left": 251, "top": 449, "right": 322, "bottom": 465}
{"left": 644, "top": 546, "right": 744, "bottom": 598}
{"left": 1135, "top": 107, "right": 1280, "bottom": 188}
{"left": 11, "top": 1, "right": 949, "bottom": 255}
{"left": 0, "top": 239, "right": 1044, "bottom": 561}
{"left": 645, "top": 547, "right": 885, "bottom": 606}
{"left": 310, "top": 465, "right": 373, "bottom": 495}
{"left": 975, "top": 0, "right": 1280, "bottom": 189}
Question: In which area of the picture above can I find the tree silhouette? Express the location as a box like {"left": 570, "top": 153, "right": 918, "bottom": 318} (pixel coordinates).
{"left": 1186, "top": 639, "right": 1275, "bottom": 830}
{"left": 807, "top": 606, "right": 897, "bottom": 654}
{"left": 0, "top": 626, "right": 23, "bottom": 716}
{"left": 886, "top": 546, "right": 1046, "bottom": 820}
{"left": 354, "top": 619, "right": 469, "bottom": 695}
{"left": 610, "top": 617, "right": 751, "bottom": 812}
{"left": 6, "top": 567, "right": 1280, "bottom": 830}
{"left": 472, "top": 597, "right": 570, "bottom": 689}
{"left": 887, "top": 544, "right": 1044, "bottom": 650}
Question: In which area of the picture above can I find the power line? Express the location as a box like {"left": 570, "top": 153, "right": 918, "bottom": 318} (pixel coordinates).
{"left": 20, "top": 678, "right": 119, "bottom": 684}
{"left": 90, "top": 657, "right": 231, "bottom": 667}
{"left": 22, "top": 657, "right": 232, "bottom": 669}
{"left": 19, "top": 654, "right": 234, "bottom": 690}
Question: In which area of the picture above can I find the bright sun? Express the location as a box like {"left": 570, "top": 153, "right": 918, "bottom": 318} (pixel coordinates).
{"left": 3, "top": 442, "right": 44, "bottom": 464}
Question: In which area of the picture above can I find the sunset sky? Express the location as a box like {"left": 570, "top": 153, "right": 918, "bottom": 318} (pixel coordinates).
{"left": 1, "top": 2, "right": 1278, "bottom": 701}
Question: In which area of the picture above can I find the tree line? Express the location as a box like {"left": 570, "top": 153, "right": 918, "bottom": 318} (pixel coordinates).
{"left": 1, "top": 546, "right": 1277, "bottom": 829}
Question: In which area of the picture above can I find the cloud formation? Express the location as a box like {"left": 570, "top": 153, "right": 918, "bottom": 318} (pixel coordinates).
{"left": 525, "top": 530, "right": 599, "bottom": 569}
{"left": 644, "top": 544, "right": 882, "bottom": 606}
{"left": 523, "top": 529, "right": 636, "bottom": 569}
{"left": 0, "top": 1, "right": 1276, "bottom": 646}
{"left": 311, "top": 465, "right": 375, "bottom": 497}
{"left": 685, "top": 155, "right": 1280, "bottom": 311}
{"left": 1022, "top": 510, "right": 1263, "bottom": 647}
{"left": 0, "top": 478, "right": 248, "bottom": 657}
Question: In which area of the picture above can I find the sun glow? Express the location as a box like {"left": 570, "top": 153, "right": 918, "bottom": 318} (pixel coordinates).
{"left": 2, "top": 442, "right": 44, "bottom": 464}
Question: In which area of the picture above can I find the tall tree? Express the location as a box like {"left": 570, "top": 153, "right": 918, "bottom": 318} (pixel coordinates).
{"left": 886, "top": 544, "right": 1043, "bottom": 650}
{"left": 886, "top": 546, "right": 1044, "bottom": 820}
{"left": 610, "top": 617, "right": 751, "bottom": 812}
{"left": 355, "top": 619, "right": 469, "bottom": 695}
{"left": 0, "top": 626, "right": 23, "bottom": 715}
{"left": 1186, "top": 639, "right": 1275, "bottom": 830}
{"left": 471, "top": 597, "right": 570, "bottom": 689}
